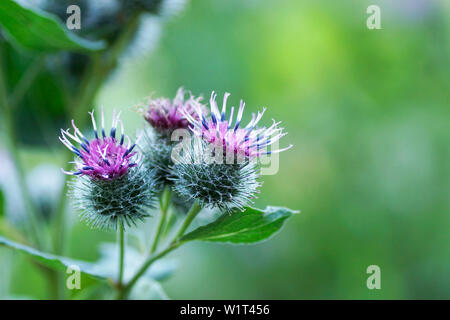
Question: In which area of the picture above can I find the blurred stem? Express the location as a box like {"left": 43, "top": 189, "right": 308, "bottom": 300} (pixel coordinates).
{"left": 161, "top": 208, "right": 176, "bottom": 239}
{"left": 171, "top": 201, "right": 202, "bottom": 244}
{"left": 118, "top": 242, "right": 181, "bottom": 300}
{"left": 150, "top": 186, "right": 171, "bottom": 254}
{"left": 9, "top": 54, "right": 45, "bottom": 108}
{"left": 117, "top": 201, "right": 202, "bottom": 299}
{"left": 0, "top": 46, "right": 43, "bottom": 249}
{"left": 118, "top": 221, "right": 125, "bottom": 288}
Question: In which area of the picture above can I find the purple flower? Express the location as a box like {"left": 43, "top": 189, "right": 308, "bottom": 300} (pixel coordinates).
{"left": 59, "top": 108, "right": 138, "bottom": 180}
{"left": 183, "top": 91, "right": 292, "bottom": 159}
{"left": 143, "top": 87, "right": 204, "bottom": 134}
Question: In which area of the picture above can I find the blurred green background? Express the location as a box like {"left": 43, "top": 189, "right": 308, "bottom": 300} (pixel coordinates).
{"left": 1, "top": 0, "right": 449, "bottom": 299}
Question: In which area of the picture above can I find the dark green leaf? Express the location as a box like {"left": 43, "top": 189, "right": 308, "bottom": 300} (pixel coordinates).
{"left": 0, "top": 237, "right": 176, "bottom": 282}
{"left": 0, "top": 235, "right": 105, "bottom": 280}
{"left": 180, "top": 206, "right": 298, "bottom": 244}
{"left": 0, "top": 0, "right": 105, "bottom": 52}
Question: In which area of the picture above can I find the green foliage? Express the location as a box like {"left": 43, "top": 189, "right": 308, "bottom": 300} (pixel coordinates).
{"left": 181, "top": 206, "right": 298, "bottom": 244}
{"left": 1, "top": 0, "right": 447, "bottom": 300}
{"left": 0, "top": 236, "right": 176, "bottom": 283}
{"left": 0, "top": 235, "right": 104, "bottom": 280}
{"left": 0, "top": 0, "right": 104, "bottom": 52}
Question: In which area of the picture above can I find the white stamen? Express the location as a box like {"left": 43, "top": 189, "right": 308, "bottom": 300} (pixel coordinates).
{"left": 270, "top": 144, "right": 293, "bottom": 154}
{"left": 237, "top": 100, "right": 245, "bottom": 124}
{"left": 252, "top": 107, "right": 266, "bottom": 127}
{"left": 117, "top": 119, "right": 124, "bottom": 136}
{"left": 228, "top": 106, "right": 235, "bottom": 127}
{"left": 101, "top": 105, "right": 105, "bottom": 132}
{"left": 111, "top": 109, "right": 116, "bottom": 129}
{"left": 210, "top": 91, "right": 221, "bottom": 120}
{"left": 62, "top": 128, "right": 81, "bottom": 144}
{"left": 71, "top": 120, "right": 85, "bottom": 139}
{"left": 59, "top": 135, "right": 74, "bottom": 150}
{"left": 61, "top": 168, "right": 76, "bottom": 175}
{"left": 222, "top": 92, "right": 230, "bottom": 115}
{"left": 89, "top": 110, "right": 97, "bottom": 132}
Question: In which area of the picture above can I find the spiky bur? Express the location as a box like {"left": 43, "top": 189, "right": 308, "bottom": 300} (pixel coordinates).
{"left": 139, "top": 128, "right": 174, "bottom": 190}
{"left": 138, "top": 128, "right": 194, "bottom": 214}
{"left": 69, "top": 166, "right": 156, "bottom": 230}
{"left": 170, "top": 139, "right": 261, "bottom": 212}
{"left": 172, "top": 91, "right": 292, "bottom": 212}
{"left": 138, "top": 88, "right": 206, "bottom": 201}
{"left": 60, "top": 108, "right": 156, "bottom": 230}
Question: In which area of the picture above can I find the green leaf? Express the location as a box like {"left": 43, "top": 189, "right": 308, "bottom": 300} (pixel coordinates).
{"left": 0, "top": 237, "right": 176, "bottom": 283}
{"left": 0, "top": 0, "right": 105, "bottom": 52}
{"left": 180, "top": 206, "right": 298, "bottom": 244}
{"left": 0, "top": 235, "right": 105, "bottom": 280}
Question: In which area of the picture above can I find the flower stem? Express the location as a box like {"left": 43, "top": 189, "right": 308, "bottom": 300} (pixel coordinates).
{"left": 117, "top": 202, "right": 202, "bottom": 299}
{"left": 171, "top": 201, "right": 202, "bottom": 244}
{"left": 151, "top": 186, "right": 171, "bottom": 254}
{"left": 118, "top": 242, "right": 181, "bottom": 300}
{"left": 118, "top": 221, "right": 125, "bottom": 287}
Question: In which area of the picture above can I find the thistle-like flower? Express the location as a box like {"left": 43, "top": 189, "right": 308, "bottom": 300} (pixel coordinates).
{"left": 139, "top": 88, "right": 206, "bottom": 190}
{"left": 171, "top": 91, "right": 292, "bottom": 212}
{"left": 182, "top": 91, "right": 292, "bottom": 159}
{"left": 59, "top": 108, "right": 137, "bottom": 179}
{"left": 60, "top": 108, "right": 156, "bottom": 230}
{"left": 142, "top": 87, "right": 204, "bottom": 137}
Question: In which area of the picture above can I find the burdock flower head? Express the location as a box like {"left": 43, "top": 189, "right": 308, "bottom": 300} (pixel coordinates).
{"left": 142, "top": 87, "right": 203, "bottom": 137}
{"left": 140, "top": 88, "right": 206, "bottom": 190}
{"left": 184, "top": 91, "right": 292, "bottom": 159}
{"left": 171, "top": 91, "right": 292, "bottom": 212}
{"left": 60, "top": 108, "right": 156, "bottom": 230}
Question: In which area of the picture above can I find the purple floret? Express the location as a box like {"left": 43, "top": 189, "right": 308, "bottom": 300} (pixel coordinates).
{"left": 59, "top": 108, "right": 138, "bottom": 180}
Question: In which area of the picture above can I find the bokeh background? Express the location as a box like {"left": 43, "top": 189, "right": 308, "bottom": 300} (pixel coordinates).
{"left": 1, "top": 0, "right": 449, "bottom": 299}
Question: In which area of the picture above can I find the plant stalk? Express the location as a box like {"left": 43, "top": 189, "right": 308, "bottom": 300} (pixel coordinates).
{"left": 118, "top": 221, "right": 125, "bottom": 288}
{"left": 171, "top": 201, "right": 202, "bottom": 244}
{"left": 118, "top": 242, "right": 181, "bottom": 300}
{"left": 118, "top": 202, "right": 202, "bottom": 299}
{"left": 150, "top": 186, "right": 171, "bottom": 253}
